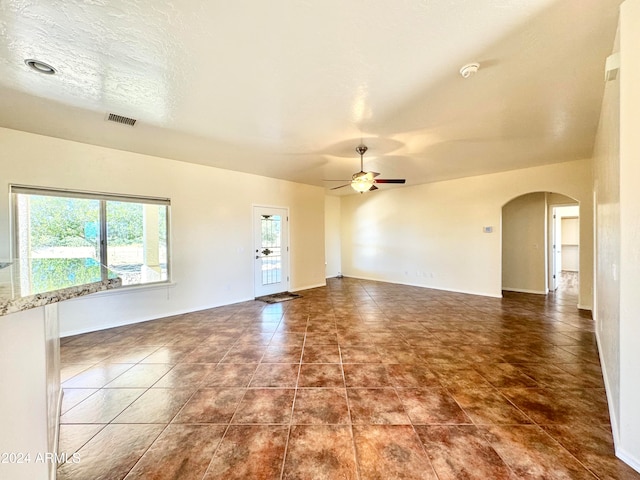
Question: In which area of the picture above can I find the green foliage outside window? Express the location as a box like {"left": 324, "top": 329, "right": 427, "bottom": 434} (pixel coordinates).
{"left": 29, "top": 196, "right": 99, "bottom": 249}
{"left": 16, "top": 189, "right": 169, "bottom": 289}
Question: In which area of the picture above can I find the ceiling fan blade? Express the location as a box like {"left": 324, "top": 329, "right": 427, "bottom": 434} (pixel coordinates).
{"left": 323, "top": 179, "right": 351, "bottom": 182}
{"left": 370, "top": 172, "right": 380, "bottom": 178}
{"left": 330, "top": 184, "right": 351, "bottom": 190}
{"left": 374, "top": 179, "right": 406, "bottom": 184}
{"left": 368, "top": 185, "right": 379, "bottom": 191}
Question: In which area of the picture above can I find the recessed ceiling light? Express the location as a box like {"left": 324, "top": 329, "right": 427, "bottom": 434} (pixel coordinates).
{"left": 24, "top": 59, "right": 57, "bottom": 75}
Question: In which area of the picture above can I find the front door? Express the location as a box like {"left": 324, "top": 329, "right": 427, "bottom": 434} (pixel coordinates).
{"left": 254, "top": 206, "right": 289, "bottom": 297}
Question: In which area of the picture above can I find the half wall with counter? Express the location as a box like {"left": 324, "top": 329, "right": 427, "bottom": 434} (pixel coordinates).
{"left": 0, "top": 260, "right": 120, "bottom": 480}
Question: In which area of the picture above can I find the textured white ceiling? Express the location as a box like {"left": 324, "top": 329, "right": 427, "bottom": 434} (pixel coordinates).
{"left": 0, "top": 0, "right": 621, "bottom": 194}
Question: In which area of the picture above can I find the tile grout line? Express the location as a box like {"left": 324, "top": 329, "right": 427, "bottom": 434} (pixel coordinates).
{"left": 182, "top": 321, "right": 246, "bottom": 480}
{"left": 384, "top": 309, "right": 443, "bottom": 480}
{"left": 337, "top": 304, "right": 363, "bottom": 480}
{"left": 199, "top": 307, "right": 276, "bottom": 480}
{"left": 57, "top": 279, "right": 618, "bottom": 479}
{"left": 93, "top": 344, "right": 191, "bottom": 479}
{"left": 439, "top": 385, "right": 524, "bottom": 480}
{"left": 278, "top": 311, "right": 308, "bottom": 480}
{"left": 58, "top": 343, "right": 172, "bottom": 472}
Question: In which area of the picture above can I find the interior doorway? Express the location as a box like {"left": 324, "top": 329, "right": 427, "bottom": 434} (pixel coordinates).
{"left": 253, "top": 206, "right": 289, "bottom": 297}
{"left": 502, "top": 192, "right": 579, "bottom": 298}
{"left": 549, "top": 204, "right": 580, "bottom": 297}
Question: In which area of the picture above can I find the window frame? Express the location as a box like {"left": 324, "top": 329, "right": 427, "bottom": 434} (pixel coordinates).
{"left": 10, "top": 184, "right": 172, "bottom": 287}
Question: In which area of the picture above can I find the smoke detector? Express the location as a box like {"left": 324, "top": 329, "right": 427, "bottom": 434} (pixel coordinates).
{"left": 459, "top": 63, "right": 480, "bottom": 78}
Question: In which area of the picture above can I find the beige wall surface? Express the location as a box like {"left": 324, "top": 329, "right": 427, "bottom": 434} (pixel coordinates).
{"left": 548, "top": 193, "right": 577, "bottom": 205}
{"left": 502, "top": 192, "right": 547, "bottom": 294}
{"left": 561, "top": 217, "right": 580, "bottom": 246}
{"left": 340, "top": 158, "right": 594, "bottom": 305}
{"left": 0, "top": 127, "right": 326, "bottom": 334}
{"left": 593, "top": 0, "right": 640, "bottom": 471}
{"left": 593, "top": 6, "right": 622, "bottom": 454}
{"left": 561, "top": 217, "right": 580, "bottom": 272}
{"left": 618, "top": 0, "right": 640, "bottom": 469}
{"left": 324, "top": 195, "right": 342, "bottom": 278}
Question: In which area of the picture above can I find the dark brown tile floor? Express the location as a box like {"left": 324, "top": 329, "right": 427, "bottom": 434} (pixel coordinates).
{"left": 56, "top": 278, "right": 640, "bottom": 480}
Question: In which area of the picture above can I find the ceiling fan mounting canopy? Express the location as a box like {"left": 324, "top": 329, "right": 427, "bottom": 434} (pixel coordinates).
{"left": 355, "top": 144, "right": 368, "bottom": 157}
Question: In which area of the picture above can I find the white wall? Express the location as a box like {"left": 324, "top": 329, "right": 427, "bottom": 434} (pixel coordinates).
{"left": 593, "top": 3, "right": 622, "bottom": 457}
{"left": 502, "top": 192, "right": 547, "bottom": 294}
{"left": 340, "top": 159, "right": 594, "bottom": 305}
{"left": 0, "top": 306, "right": 51, "bottom": 480}
{"left": 618, "top": 0, "right": 640, "bottom": 469}
{"left": 594, "top": 0, "right": 640, "bottom": 471}
{"left": 324, "top": 195, "right": 342, "bottom": 278}
{"left": 0, "top": 128, "right": 326, "bottom": 335}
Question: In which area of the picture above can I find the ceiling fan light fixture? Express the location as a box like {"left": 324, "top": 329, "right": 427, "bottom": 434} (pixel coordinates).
{"left": 327, "top": 143, "right": 405, "bottom": 193}
{"left": 351, "top": 176, "right": 375, "bottom": 193}
{"left": 351, "top": 171, "right": 375, "bottom": 193}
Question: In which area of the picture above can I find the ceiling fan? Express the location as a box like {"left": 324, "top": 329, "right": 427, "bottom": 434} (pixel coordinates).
{"left": 327, "top": 144, "right": 406, "bottom": 193}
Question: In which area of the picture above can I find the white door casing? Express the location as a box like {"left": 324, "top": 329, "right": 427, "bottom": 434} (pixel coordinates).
{"left": 254, "top": 206, "right": 289, "bottom": 297}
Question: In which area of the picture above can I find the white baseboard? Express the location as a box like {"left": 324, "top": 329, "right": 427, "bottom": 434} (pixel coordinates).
{"left": 60, "top": 297, "right": 254, "bottom": 337}
{"left": 502, "top": 287, "right": 547, "bottom": 295}
{"left": 595, "top": 329, "right": 620, "bottom": 446}
{"left": 616, "top": 447, "right": 640, "bottom": 474}
{"left": 291, "top": 282, "right": 326, "bottom": 292}
{"left": 593, "top": 324, "right": 640, "bottom": 474}
{"left": 64, "top": 281, "right": 177, "bottom": 302}
{"left": 61, "top": 283, "right": 328, "bottom": 337}
{"left": 341, "top": 275, "right": 502, "bottom": 299}
{"left": 51, "top": 388, "right": 63, "bottom": 479}
{"left": 577, "top": 304, "right": 593, "bottom": 311}
{"left": 61, "top": 314, "right": 174, "bottom": 337}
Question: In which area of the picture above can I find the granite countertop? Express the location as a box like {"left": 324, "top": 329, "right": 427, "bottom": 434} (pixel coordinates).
{"left": 0, "top": 259, "right": 122, "bottom": 316}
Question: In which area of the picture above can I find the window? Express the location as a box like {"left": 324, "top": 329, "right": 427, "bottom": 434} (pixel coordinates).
{"left": 12, "top": 186, "right": 170, "bottom": 288}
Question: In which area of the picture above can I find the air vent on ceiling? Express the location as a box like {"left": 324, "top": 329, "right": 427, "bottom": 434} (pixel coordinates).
{"left": 106, "top": 113, "right": 137, "bottom": 126}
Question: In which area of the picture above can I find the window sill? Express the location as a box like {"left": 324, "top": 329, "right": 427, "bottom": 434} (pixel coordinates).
{"left": 68, "top": 280, "right": 176, "bottom": 300}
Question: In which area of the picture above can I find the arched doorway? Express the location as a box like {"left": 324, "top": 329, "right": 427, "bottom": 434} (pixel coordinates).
{"left": 502, "top": 191, "right": 579, "bottom": 299}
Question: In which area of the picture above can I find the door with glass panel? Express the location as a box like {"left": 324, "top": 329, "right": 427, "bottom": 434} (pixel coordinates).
{"left": 254, "top": 206, "right": 289, "bottom": 297}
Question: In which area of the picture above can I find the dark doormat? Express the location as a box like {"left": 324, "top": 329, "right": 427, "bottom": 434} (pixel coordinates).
{"left": 255, "top": 292, "right": 301, "bottom": 304}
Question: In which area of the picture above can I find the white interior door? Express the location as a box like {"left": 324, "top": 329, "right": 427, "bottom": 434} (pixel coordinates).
{"left": 549, "top": 207, "right": 559, "bottom": 291}
{"left": 554, "top": 213, "right": 563, "bottom": 282}
{"left": 254, "top": 206, "right": 289, "bottom": 297}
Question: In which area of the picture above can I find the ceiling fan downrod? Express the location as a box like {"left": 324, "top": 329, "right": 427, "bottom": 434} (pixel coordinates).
{"left": 356, "top": 144, "right": 368, "bottom": 172}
